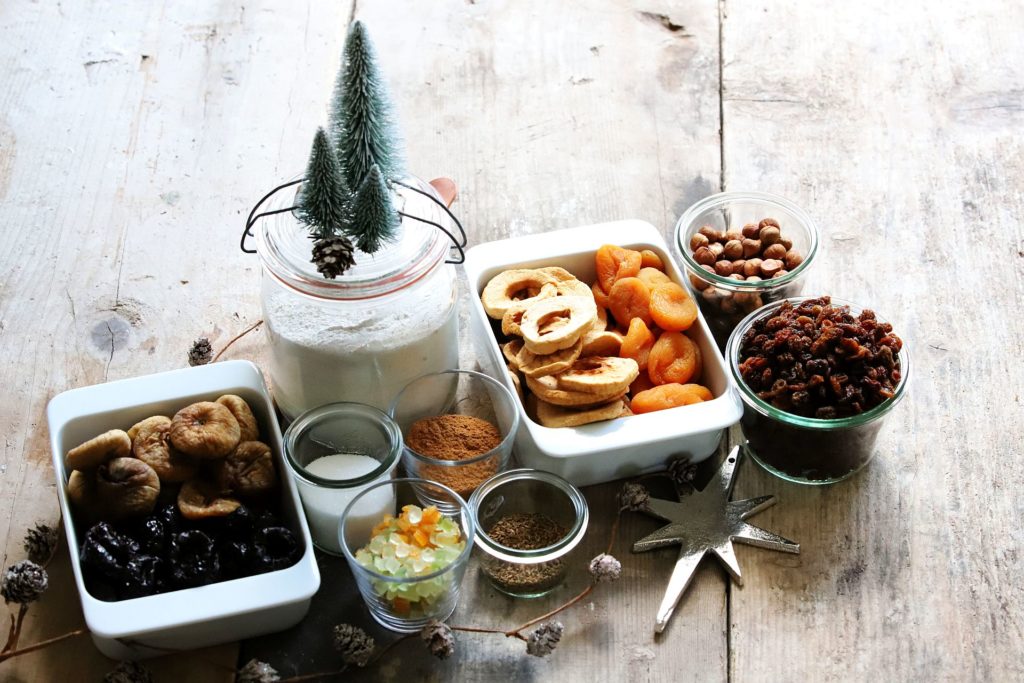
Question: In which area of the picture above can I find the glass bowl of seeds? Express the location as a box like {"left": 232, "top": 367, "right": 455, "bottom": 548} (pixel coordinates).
{"left": 674, "top": 191, "right": 820, "bottom": 348}
{"left": 468, "top": 468, "right": 588, "bottom": 598}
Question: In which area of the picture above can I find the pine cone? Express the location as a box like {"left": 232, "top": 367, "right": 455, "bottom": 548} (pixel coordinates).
{"left": 421, "top": 620, "right": 455, "bottom": 660}
{"left": 618, "top": 482, "right": 650, "bottom": 512}
{"left": 23, "top": 523, "right": 59, "bottom": 565}
{"left": 1, "top": 560, "right": 48, "bottom": 605}
{"left": 588, "top": 553, "right": 622, "bottom": 583}
{"left": 104, "top": 661, "right": 153, "bottom": 683}
{"left": 312, "top": 236, "right": 357, "bottom": 279}
{"left": 237, "top": 659, "right": 280, "bottom": 683}
{"left": 526, "top": 621, "right": 563, "bottom": 658}
{"left": 188, "top": 337, "right": 213, "bottom": 367}
{"left": 333, "top": 623, "right": 375, "bottom": 667}
{"left": 667, "top": 458, "right": 698, "bottom": 488}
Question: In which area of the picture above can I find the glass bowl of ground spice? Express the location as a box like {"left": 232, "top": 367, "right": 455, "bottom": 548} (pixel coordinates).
{"left": 726, "top": 296, "right": 910, "bottom": 484}
{"left": 468, "top": 468, "right": 589, "bottom": 598}
{"left": 389, "top": 370, "right": 518, "bottom": 511}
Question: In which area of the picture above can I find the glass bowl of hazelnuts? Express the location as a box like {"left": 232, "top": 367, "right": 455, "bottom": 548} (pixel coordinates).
{"left": 674, "top": 191, "right": 819, "bottom": 348}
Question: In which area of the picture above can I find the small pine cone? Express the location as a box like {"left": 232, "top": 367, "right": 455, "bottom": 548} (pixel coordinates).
{"left": 104, "top": 661, "right": 153, "bottom": 683}
{"left": 311, "top": 236, "right": 356, "bottom": 279}
{"left": 526, "top": 621, "right": 564, "bottom": 658}
{"left": 24, "top": 523, "right": 59, "bottom": 564}
{"left": 333, "top": 623, "right": 375, "bottom": 667}
{"left": 667, "top": 458, "right": 698, "bottom": 488}
{"left": 618, "top": 482, "right": 650, "bottom": 512}
{"left": 236, "top": 659, "right": 280, "bottom": 683}
{"left": 188, "top": 337, "right": 213, "bottom": 367}
{"left": 1, "top": 560, "right": 48, "bottom": 605}
{"left": 421, "top": 619, "right": 455, "bottom": 660}
{"left": 588, "top": 553, "right": 622, "bottom": 583}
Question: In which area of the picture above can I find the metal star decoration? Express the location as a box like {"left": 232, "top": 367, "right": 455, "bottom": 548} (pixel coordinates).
{"left": 632, "top": 445, "right": 800, "bottom": 633}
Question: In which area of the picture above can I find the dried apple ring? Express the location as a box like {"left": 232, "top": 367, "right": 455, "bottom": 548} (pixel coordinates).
{"left": 516, "top": 336, "right": 583, "bottom": 378}
{"left": 133, "top": 415, "right": 200, "bottom": 483}
{"left": 481, "top": 270, "right": 558, "bottom": 319}
{"left": 178, "top": 479, "right": 241, "bottom": 520}
{"left": 553, "top": 278, "right": 592, "bottom": 298}
{"left": 649, "top": 282, "right": 698, "bottom": 332}
{"left": 620, "top": 318, "right": 656, "bottom": 370}
{"left": 608, "top": 277, "right": 653, "bottom": 328}
{"left": 216, "top": 395, "right": 260, "bottom": 442}
{"left": 217, "top": 441, "right": 277, "bottom": 499}
{"left": 520, "top": 296, "right": 596, "bottom": 354}
{"left": 502, "top": 339, "right": 524, "bottom": 368}
{"left": 556, "top": 356, "right": 639, "bottom": 394}
{"left": 581, "top": 329, "right": 624, "bottom": 357}
{"left": 66, "top": 429, "right": 131, "bottom": 471}
{"left": 648, "top": 332, "right": 703, "bottom": 385}
{"left": 631, "top": 383, "right": 713, "bottom": 414}
{"left": 169, "top": 401, "right": 241, "bottom": 459}
{"left": 595, "top": 245, "right": 642, "bottom": 292}
{"left": 640, "top": 250, "right": 664, "bottom": 270}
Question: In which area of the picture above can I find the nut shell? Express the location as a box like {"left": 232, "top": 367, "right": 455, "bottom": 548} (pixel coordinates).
{"left": 95, "top": 457, "right": 161, "bottom": 520}
{"left": 217, "top": 441, "right": 277, "bottom": 499}
{"left": 132, "top": 416, "right": 200, "bottom": 483}
{"left": 66, "top": 429, "right": 131, "bottom": 471}
{"left": 178, "top": 479, "right": 241, "bottom": 520}
{"left": 216, "top": 395, "right": 260, "bottom": 442}
{"left": 169, "top": 402, "right": 241, "bottom": 459}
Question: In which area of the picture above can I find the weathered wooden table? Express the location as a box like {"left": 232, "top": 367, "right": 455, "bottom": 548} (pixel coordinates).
{"left": 2, "top": 1, "right": 1022, "bottom": 680}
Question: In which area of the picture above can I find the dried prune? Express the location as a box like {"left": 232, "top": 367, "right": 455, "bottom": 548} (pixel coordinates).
{"left": 169, "top": 530, "right": 220, "bottom": 588}
{"left": 218, "top": 540, "right": 256, "bottom": 579}
{"left": 120, "top": 555, "right": 163, "bottom": 598}
{"left": 81, "top": 522, "right": 139, "bottom": 578}
{"left": 253, "top": 526, "right": 300, "bottom": 572}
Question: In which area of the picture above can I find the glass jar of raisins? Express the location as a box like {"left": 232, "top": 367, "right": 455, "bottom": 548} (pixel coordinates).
{"left": 725, "top": 297, "right": 910, "bottom": 484}
{"left": 674, "top": 192, "right": 819, "bottom": 349}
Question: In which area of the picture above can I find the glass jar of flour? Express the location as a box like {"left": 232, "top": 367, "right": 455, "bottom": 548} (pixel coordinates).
{"left": 257, "top": 177, "right": 459, "bottom": 420}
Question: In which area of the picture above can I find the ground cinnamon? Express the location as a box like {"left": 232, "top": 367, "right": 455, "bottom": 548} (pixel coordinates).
{"left": 406, "top": 414, "right": 502, "bottom": 497}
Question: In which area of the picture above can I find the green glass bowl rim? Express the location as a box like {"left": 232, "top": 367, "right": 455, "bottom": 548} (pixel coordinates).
{"left": 673, "top": 190, "right": 820, "bottom": 289}
{"left": 725, "top": 296, "right": 911, "bottom": 429}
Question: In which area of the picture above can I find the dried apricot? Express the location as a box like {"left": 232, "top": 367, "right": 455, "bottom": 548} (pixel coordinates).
{"left": 620, "top": 318, "right": 656, "bottom": 370}
{"left": 648, "top": 331, "right": 703, "bottom": 385}
{"left": 636, "top": 267, "right": 671, "bottom": 288}
{"left": 591, "top": 281, "right": 610, "bottom": 309}
{"left": 640, "top": 250, "right": 664, "bottom": 270}
{"left": 631, "top": 383, "right": 713, "bottom": 414}
{"left": 595, "top": 244, "right": 642, "bottom": 292}
{"left": 629, "top": 371, "right": 655, "bottom": 396}
{"left": 608, "top": 277, "right": 653, "bottom": 327}
{"left": 649, "top": 282, "right": 698, "bottom": 332}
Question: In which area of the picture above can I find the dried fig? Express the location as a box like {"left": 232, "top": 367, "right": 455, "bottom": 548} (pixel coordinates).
{"left": 178, "top": 479, "right": 241, "bottom": 520}
{"left": 132, "top": 416, "right": 200, "bottom": 483}
{"left": 95, "top": 458, "right": 161, "bottom": 520}
{"left": 216, "top": 441, "right": 277, "bottom": 499}
{"left": 169, "top": 402, "right": 241, "bottom": 459}
{"left": 67, "top": 469, "right": 99, "bottom": 513}
{"left": 66, "top": 429, "right": 131, "bottom": 471}
{"left": 216, "top": 395, "right": 260, "bottom": 442}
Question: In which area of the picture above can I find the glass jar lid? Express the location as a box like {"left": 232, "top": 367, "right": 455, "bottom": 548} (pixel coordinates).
{"left": 256, "top": 176, "right": 451, "bottom": 300}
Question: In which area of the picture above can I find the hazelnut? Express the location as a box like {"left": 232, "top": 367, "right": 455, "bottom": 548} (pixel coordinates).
{"left": 759, "top": 226, "right": 781, "bottom": 246}
{"left": 708, "top": 242, "right": 725, "bottom": 258}
{"left": 758, "top": 217, "right": 780, "bottom": 229}
{"left": 724, "top": 230, "right": 744, "bottom": 242}
{"left": 779, "top": 237, "right": 793, "bottom": 250}
{"left": 693, "top": 246, "right": 716, "bottom": 266}
{"left": 723, "top": 240, "right": 743, "bottom": 260}
{"left": 784, "top": 250, "right": 804, "bottom": 269}
{"left": 773, "top": 269, "right": 790, "bottom": 279}
{"left": 689, "top": 272, "right": 710, "bottom": 291}
{"left": 701, "top": 285, "right": 722, "bottom": 302}
{"left": 731, "top": 259, "right": 747, "bottom": 272}
{"left": 690, "top": 233, "right": 709, "bottom": 252}
{"left": 745, "top": 275, "right": 763, "bottom": 283}
{"left": 763, "top": 243, "right": 787, "bottom": 260}
{"left": 698, "top": 225, "right": 722, "bottom": 242}
{"left": 700, "top": 264, "right": 716, "bottom": 276}
{"left": 741, "top": 223, "right": 761, "bottom": 238}
{"left": 728, "top": 273, "right": 746, "bottom": 281}
{"left": 743, "top": 258, "right": 763, "bottom": 277}
{"left": 714, "top": 260, "right": 733, "bottom": 276}
{"left": 720, "top": 297, "right": 738, "bottom": 314}
{"left": 742, "top": 238, "right": 761, "bottom": 258}
{"left": 760, "top": 259, "right": 784, "bottom": 277}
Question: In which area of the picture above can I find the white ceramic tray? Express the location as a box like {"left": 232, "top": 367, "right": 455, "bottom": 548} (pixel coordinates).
{"left": 47, "top": 360, "right": 320, "bottom": 660}
{"left": 464, "top": 220, "right": 743, "bottom": 486}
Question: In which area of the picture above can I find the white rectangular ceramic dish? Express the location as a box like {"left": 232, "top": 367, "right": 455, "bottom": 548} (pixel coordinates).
{"left": 47, "top": 360, "right": 320, "bottom": 660}
{"left": 464, "top": 220, "right": 743, "bottom": 486}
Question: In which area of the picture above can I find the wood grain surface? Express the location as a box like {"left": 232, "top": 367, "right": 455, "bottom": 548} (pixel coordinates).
{"left": 0, "top": 0, "right": 1021, "bottom": 681}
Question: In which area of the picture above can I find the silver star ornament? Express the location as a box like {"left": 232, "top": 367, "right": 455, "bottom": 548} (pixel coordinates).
{"left": 632, "top": 445, "right": 800, "bottom": 633}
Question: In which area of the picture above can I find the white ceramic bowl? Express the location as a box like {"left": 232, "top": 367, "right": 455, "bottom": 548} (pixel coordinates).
{"left": 47, "top": 360, "right": 320, "bottom": 660}
{"left": 464, "top": 220, "right": 743, "bottom": 486}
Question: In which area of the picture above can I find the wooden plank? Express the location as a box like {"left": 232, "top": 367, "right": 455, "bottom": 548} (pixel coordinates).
{"left": 721, "top": 0, "right": 1024, "bottom": 680}
{"left": 0, "top": 0, "right": 352, "bottom": 679}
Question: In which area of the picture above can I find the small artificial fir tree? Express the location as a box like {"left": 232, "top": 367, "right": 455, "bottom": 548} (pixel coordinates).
{"left": 296, "top": 127, "right": 351, "bottom": 239}
{"left": 349, "top": 164, "right": 400, "bottom": 254}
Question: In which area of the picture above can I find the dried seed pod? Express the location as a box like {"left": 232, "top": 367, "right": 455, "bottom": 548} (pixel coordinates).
{"left": 216, "top": 395, "right": 260, "bottom": 442}
{"left": 763, "top": 243, "right": 787, "bottom": 260}
{"left": 723, "top": 240, "right": 744, "bottom": 260}
{"left": 169, "top": 402, "right": 241, "bottom": 459}
{"left": 217, "top": 441, "right": 277, "bottom": 499}
{"left": 693, "top": 246, "right": 716, "bottom": 266}
{"left": 95, "top": 458, "right": 161, "bottom": 520}
{"left": 784, "top": 250, "right": 804, "bottom": 270}
{"left": 178, "top": 479, "right": 241, "bottom": 520}
{"left": 689, "top": 233, "right": 709, "bottom": 251}
{"left": 66, "top": 430, "right": 131, "bottom": 471}
{"left": 133, "top": 416, "right": 200, "bottom": 483}
{"left": 759, "top": 226, "right": 782, "bottom": 247}
{"left": 742, "top": 238, "right": 761, "bottom": 258}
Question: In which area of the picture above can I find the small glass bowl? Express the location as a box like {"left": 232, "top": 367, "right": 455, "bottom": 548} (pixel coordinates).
{"left": 339, "top": 477, "right": 475, "bottom": 633}
{"left": 468, "top": 468, "right": 589, "bottom": 598}
{"left": 725, "top": 297, "right": 911, "bottom": 484}
{"left": 389, "top": 370, "right": 518, "bottom": 511}
{"left": 674, "top": 191, "right": 820, "bottom": 348}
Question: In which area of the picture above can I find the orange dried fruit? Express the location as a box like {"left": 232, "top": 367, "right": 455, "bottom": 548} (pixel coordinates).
{"left": 620, "top": 318, "right": 656, "bottom": 370}
{"left": 648, "top": 331, "right": 703, "bottom": 385}
{"left": 649, "top": 282, "right": 698, "bottom": 332}
{"left": 640, "top": 249, "right": 664, "bottom": 270}
{"left": 608, "top": 277, "right": 653, "bottom": 327}
{"left": 595, "top": 244, "right": 642, "bottom": 292}
{"left": 629, "top": 371, "right": 655, "bottom": 397}
{"left": 631, "top": 383, "right": 714, "bottom": 414}
{"left": 636, "top": 267, "right": 671, "bottom": 288}
{"left": 591, "top": 281, "right": 610, "bottom": 309}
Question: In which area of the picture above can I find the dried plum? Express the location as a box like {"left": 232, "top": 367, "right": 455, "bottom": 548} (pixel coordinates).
{"left": 169, "top": 530, "right": 220, "bottom": 588}
{"left": 218, "top": 540, "right": 255, "bottom": 579}
{"left": 120, "top": 555, "right": 163, "bottom": 598}
{"left": 253, "top": 526, "right": 300, "bottom": 572}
